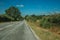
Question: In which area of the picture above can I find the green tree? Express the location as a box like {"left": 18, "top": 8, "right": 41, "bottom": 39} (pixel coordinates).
{"left": 5, "top": 6, "right": 22, "bottom": 21}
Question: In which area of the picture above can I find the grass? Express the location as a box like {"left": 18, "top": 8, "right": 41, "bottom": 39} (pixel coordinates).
{"left": 27, "top": 21, "right": 60, "bottom": 40}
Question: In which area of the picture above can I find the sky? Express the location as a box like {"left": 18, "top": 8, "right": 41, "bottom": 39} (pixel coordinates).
{"left": 0, "top": 0, "right": 60, "bottom": 16}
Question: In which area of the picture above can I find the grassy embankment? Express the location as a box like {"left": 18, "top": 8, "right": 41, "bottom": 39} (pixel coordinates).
{"left": 27, "top": 21, "right": 60, "bottom": 40}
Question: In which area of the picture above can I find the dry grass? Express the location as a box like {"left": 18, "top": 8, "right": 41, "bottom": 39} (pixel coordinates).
{"left": 27, "top": 21, "right": 60, "bottom": 40}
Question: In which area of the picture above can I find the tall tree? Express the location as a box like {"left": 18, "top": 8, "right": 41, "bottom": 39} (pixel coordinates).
{"left": 5, "top": 6, "right": 22, "bottom": 20}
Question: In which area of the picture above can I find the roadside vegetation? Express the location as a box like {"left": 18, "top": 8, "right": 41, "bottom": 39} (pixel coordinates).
{"left": 0, "top": 6, "right": 23, "bottom": 22}
{"left": 25, "top": 13, "right": 60, "bottom": 40}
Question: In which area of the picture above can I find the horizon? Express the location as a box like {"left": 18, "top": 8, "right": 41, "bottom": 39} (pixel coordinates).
{"left": 0, "top": 0, "right": 60, "bottom": 16}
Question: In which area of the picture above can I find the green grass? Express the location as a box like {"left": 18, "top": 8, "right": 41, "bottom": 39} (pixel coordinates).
{"left": 28, "top": 22, "right": 60, "bottom": 40}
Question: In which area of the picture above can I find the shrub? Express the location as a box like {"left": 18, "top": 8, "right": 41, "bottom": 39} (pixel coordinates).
{"left": 40, "top": 17, "right": 52, "bottom": 29}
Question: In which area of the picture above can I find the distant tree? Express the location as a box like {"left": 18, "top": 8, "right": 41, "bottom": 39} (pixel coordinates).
{"left": 5, "top": 6, "right": 22, "bottom": 20}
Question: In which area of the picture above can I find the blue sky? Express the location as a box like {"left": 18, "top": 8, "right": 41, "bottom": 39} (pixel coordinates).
{"left": 0, "top": 0, "right": 60, "bottom": 16}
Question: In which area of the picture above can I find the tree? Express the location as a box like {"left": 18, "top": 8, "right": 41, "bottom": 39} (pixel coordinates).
{"left": 5, "top": 6, "right": 22, "bottom": 21}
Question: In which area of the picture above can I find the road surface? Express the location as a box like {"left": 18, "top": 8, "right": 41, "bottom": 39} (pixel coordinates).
{"left": 0, "top": 21, "right": 38, "bottom": 40}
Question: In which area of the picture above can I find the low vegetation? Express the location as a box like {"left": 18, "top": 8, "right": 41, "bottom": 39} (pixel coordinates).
{"left": 25, "top": 13, "right": 60, "bottom": 34}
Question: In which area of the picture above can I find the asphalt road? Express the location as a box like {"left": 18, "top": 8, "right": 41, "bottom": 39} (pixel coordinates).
{"left": 0, "top": 21, "right": 38, "bottom": 40}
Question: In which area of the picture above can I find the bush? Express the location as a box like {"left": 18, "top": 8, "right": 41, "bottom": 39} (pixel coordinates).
{"left": 40, "top": 17, "right": 52, "bottom": 29}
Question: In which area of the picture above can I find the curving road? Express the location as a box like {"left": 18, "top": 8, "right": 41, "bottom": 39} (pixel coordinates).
{"left": 0, "top": 21, "right": 38, "bottom": 40}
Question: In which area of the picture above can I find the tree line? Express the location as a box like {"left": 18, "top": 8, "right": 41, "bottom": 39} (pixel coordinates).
{"left": 25, "top": 13, "right": 60, "bottom": 29}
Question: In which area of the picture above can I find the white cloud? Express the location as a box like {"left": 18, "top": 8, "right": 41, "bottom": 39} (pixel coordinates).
{"left": 16, "top": 4, "right": 24, "bottom": 7}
